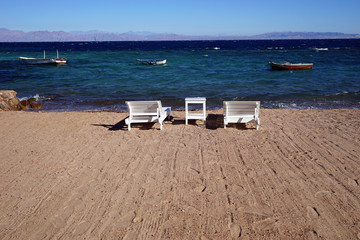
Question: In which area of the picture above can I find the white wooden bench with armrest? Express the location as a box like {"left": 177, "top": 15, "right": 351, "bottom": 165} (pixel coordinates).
{"left": 223, "top": 101, "right": 260, "bottom": 130}
{"left": 125, "top": 101, "right": 171, "bottom": 131}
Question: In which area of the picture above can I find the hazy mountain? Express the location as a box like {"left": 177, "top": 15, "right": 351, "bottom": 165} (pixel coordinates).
{"left": 70, "top": 30, "right": 107, "bottom": 35}
{"left": 252, "top": 31, "right": 360, "bottom": 39}
{"left": 0, "top": 28, "right": 359, "bottom": 42}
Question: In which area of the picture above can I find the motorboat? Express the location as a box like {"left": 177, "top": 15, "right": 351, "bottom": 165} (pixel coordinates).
{"left": 269, "top": 62, "right": 313, "bottom": 70}
{"left": 19, "top": 50, "right": 67, "bottom": 65}
{"left": 137, "top": 59, "right": 167, "bottom": 65}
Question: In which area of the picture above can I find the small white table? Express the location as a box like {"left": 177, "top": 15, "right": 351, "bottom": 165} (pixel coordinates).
{"left": 185, "top": 97, "right": 206, "bottom": 125}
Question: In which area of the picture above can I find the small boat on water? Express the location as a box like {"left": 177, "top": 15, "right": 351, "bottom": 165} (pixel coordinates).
{"left": 269, "top": 62, "right": 313, "bottom": 70}
{"left": 137, "top": 59, "right": 167, "bottom": 65}
{"left": 19, "top": 50, "right": 67, "bottom": 65}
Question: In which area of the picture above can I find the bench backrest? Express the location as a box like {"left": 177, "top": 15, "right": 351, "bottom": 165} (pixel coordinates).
{"left": 223, "top": 101, "right": 260, "bottom": 116}
{"left": 126, "top": 101, "right": 162, "bottom": 116}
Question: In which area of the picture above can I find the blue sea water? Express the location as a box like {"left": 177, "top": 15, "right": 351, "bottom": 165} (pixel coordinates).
{"left": 0, "top": 39, "right": 359, "bottom": 111}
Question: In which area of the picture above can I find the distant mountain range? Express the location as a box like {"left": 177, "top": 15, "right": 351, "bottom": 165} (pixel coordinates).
{"left": 0, "top": 28, "right": 359, "bottom": 42}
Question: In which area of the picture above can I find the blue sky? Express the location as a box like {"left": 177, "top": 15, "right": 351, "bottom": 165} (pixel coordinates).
{"left": 1, "top": 0, "right": 359, "bottom": 35}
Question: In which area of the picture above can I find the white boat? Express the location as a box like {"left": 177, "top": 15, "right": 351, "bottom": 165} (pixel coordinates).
{"left": 19, "top": 50, "right": 67, "bottom": 65}
{"left": 313, "top": 48, "right": 328, "bottom": 51}
{"left": 137, "top": 59, "right": 166, "bottom": 65}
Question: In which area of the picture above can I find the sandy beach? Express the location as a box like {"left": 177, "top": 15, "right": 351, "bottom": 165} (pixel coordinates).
{"left": 0, "top": 108, "right": 360, "bottom": 239}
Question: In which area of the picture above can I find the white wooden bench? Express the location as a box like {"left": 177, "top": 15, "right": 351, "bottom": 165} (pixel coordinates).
{"left": 223, "top": 101, "right": 260, "bottom": 130}
{"left": 125, "top": 101, "right": 171, "bottom": 131}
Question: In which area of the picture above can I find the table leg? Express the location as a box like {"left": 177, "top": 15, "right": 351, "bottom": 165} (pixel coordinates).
{"left": 185, "top": 102, "right": 188, "bottom": 125}
{"left": 203, "top": 102, "right": 206, "bottom": 125}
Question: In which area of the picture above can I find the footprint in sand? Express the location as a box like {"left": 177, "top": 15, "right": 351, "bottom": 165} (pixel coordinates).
{"left": 238, "top": 205, "right": 272, "bottom": 217}
{"left": 123, "top": 230, "right": 138, "bottom": 240}
{"left": 215, "top": 175, "right": 225, "bottom": 180}
{"left": 162, "top": 218, "right": 178, "bottom": 230}
{"left": 87, "top": 179, "right": 100, "bottom": 189}
{"left": 305, "top": 229, "right": 319, "bottom": 239}
{"left": 253, "top": 217, "right": 278, "bottom": 231}
{"left": 230, "top": 185, "right": 248, "bottom": 196}
{"left": 73, "top": 221, "right": 92, "bottom": 236}
{"left": 315, "top": 190, "right": 332, "bottom": 198}
{"left": 193, "top": 184, "right": 206, "bottom": 193}
{"left": 307, "top": 206, "right": 320, "bottom": 219}
{"left": 51, "top": 217, "right": 67, "bottom": 229}
{"left": 348, "top": 178, "right": 359, "bottom": 187}
{"left": 51, "top": 206, "right": 74, "bottom": 229}
{"left": 66, "top": 167, "right": 83, "bottom": 177}
{"left": 187, "top": 166, "right": 201, "bottom": 175}
{"left": 71, "top": 187, "right": 88, "bottom": 200}
{"left": 110, "top": 210, "right": 136, "bottom": 229}
{"left": 229, "top": 223, "right": 242, "bottom": 237}
{"left": 68, "top": 198, "right": 86, "bottom": 212}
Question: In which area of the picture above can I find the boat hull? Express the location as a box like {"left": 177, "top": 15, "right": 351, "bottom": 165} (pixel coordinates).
{"left": 269, "top": 62, "right": 313, "bottom": 70}
{"left": 19, "top": 57, "right": 67, "bottom": 65}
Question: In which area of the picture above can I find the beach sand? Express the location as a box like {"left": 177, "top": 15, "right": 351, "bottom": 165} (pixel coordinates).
{"left": 0, "top": 109, "right": 360, "bottom": 239}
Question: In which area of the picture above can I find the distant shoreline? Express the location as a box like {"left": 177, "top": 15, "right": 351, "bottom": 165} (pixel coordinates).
{"left": 1, "top": 28, "right": 359, "bottom": 42}
{"left": 2, "top": 38, "right": 360, "bottom": 43}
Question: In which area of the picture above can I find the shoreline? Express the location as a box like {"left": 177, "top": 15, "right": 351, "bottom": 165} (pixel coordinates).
{"left": 1, "top": 109, "right": 360, "bottom": 239}
{"left": 20, "top": 104, "right": 360, "bottom": 114}
{"left": 19, "top": 99, "right": 360, "bottom": 113}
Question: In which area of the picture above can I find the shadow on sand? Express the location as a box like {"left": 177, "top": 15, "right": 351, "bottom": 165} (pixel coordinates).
{"left": 92, "top": 115, "right": 253, "bottom": 131}
{"left": 205, "top": 114, "right": 254, "bottom": 130}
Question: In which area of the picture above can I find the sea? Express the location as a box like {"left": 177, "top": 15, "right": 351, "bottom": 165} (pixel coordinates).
{"left": 0, "top": 39, "right": 359, "bottom": 111}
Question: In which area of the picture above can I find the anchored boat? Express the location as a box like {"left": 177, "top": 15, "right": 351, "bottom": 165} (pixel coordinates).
{"left": 269, "top": 62, "right": 313, "bottom": 70}
{"left": 19, "top": 50, "right": 67, "bottom": 65}
{"left": 137, "top": 59, "right": 167, "bottom": 65}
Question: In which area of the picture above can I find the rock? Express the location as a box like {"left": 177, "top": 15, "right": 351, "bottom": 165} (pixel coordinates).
{"left": 20, "top": 100, "right": 30, "bottom": 110}
{"left": 9, "top": 97, "right": 20, "bottom": 109}
{"left": 30, "top": 102, "right": 42, "bottom": 110}
{"left": 28, "top": 97, "right": 37, "bottom": 103}
{"left": 0, "top": 102, "right": 10, "bottom": 111}
{"left": 0, "top": 90, "right": 21, "bottom": 111}
{"left": 1, "top": 90, "right": 43, "bottom": 111}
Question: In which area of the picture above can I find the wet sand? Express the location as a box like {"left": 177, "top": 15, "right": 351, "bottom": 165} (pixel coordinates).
{"left": 0, "top": 109, "right": 360, "bottom": 239}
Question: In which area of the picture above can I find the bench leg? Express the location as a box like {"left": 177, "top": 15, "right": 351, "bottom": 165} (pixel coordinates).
{"left": 167, "top": 110, "right": 171, "bottom": 120}
{"left": 128, "top": 123, "right": 131, "bottom": 131}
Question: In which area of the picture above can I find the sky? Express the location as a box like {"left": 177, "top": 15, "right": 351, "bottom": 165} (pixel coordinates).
{"left": 1, "top": 0, "right": 359, "bottom": 36}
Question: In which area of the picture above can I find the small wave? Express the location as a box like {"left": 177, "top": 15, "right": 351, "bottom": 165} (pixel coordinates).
{"left": 333, "top": 91, "right": 349, "bottom": 96}
{"left": 18, "top": 94, "right": 40, "bottom": 101}
{"left": 312, "top": 48, "right": 328, "bottom": 51}
{"left": 18, "top": 94, "right": 56, "bottom": 102}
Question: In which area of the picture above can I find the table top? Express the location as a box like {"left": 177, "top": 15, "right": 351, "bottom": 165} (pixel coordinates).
{"left": 185, "top": 97, "right": 206, "bottom": 102}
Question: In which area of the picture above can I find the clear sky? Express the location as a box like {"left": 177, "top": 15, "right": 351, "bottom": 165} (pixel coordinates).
{"left": 1, "top": 0, "right": 359, "bottom": 35}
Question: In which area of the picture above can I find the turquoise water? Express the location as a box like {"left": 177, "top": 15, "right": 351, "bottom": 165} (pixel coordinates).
{"left": 0, "top": 40, "right": 359, "bottom": 111}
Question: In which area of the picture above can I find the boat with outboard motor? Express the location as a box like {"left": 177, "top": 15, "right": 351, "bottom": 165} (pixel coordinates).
{"left": 19, "top": 50, "right": 67, "bottom": 65}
